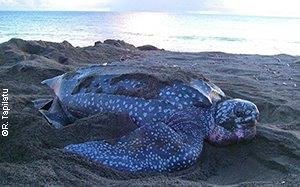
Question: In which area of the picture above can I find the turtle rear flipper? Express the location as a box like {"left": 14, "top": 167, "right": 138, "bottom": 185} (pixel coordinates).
{"left": 35, "top": 97, "right": 71, "bottom": 129}
{"left": 33, "top": 98, "right": 53, "bottom": 110}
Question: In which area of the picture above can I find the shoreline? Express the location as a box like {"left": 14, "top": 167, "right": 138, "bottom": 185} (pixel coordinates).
{"left": 0, "top": 38, "right": 299, "bottom": 186}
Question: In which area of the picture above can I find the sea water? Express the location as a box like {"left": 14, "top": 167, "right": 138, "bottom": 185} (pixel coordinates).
{"left": 0, "top": 11, "right": 299, "bottom": 55}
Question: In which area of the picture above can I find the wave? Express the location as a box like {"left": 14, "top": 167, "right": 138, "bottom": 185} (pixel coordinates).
{"left": 123, "top": 32, "right": 154, "bottom": 37}
{"left": 170, "top": 35, "right": 246, "bottom": 42}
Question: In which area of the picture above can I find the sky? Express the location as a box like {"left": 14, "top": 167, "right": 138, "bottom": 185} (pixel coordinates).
{"left": 0, "top": 0, "right": 300, "bottom": 17}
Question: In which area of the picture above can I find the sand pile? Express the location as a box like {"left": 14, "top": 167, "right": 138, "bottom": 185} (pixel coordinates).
{"left": 0, "top": 39, "right": 299, "bottom": 186}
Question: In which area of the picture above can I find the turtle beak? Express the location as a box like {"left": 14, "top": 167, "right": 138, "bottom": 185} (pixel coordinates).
{"left": 244, "top": 109, "right": 259, "bottom": 127}
{"left": 236, "top": 105, "right": 259, "bottom": 127}
{"left": 235, "top": 109, "right": 259, "bottom": 141}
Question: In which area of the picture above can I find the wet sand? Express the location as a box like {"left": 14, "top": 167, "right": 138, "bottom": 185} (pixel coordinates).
{"left": 0, "top": 38, "right": 299, "bottom": 186}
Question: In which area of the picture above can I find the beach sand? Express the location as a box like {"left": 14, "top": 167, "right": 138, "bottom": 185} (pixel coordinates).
{"left": 0, "top": 38, "right": 299, "bottom": 186}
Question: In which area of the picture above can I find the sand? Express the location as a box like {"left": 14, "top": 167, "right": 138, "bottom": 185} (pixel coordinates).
{"left": 0, "top": 38, "right": 299, "bottom": 186}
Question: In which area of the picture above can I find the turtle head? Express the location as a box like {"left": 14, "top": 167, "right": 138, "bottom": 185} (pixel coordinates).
{"left": 208, "top": 99, "right": 259, "bottom": 146}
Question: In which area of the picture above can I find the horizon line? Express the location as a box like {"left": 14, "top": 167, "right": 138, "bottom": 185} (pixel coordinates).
{"left": 0, "top": 10, "right": 300, "bottom": 19}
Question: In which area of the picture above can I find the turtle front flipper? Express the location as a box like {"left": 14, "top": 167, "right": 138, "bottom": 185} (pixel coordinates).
{"left": 34, "top": 97, "right": 71, "bottom": 129}
{"left": 64, "top": 121, "right": 204, "bottom": 172}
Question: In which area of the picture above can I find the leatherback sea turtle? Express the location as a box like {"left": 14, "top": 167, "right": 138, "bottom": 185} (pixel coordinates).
{"left": 34, "top": 65, "right": 259, "bottom": 172}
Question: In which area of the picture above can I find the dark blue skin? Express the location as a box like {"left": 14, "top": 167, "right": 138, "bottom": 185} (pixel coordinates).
{"left": 39, "top": 71, "right": 259, "bottom": 172}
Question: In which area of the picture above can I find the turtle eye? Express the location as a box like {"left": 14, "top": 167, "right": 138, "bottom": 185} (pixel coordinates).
{"left": 235, "top": 108, "right": 245, "bottom": 117}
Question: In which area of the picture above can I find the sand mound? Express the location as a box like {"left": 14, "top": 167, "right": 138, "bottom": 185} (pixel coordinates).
{"left": 0, "top": 38, "right": 141, "bottom": 66}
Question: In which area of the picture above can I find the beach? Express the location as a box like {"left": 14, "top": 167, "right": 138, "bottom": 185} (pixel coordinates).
{"left": 0, "top": 38, "right": 299, "bottom": 186}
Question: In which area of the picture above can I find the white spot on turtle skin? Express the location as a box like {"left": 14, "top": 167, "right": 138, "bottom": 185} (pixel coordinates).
{"left": 143, "top": 113, "right": 147, "bottom": 117}
{"left": 148, "top": 106, "right": 154, "bottom": 111}
{"left": 178, "top": 104, "right": 183, "bottom": 110}
{"left": 158, "top": 106, "right": 162, "bottom": 112}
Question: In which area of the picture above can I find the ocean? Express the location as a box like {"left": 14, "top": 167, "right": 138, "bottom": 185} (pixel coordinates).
{"left": 0, "top": 11, "right": 299, "bottom": 55}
